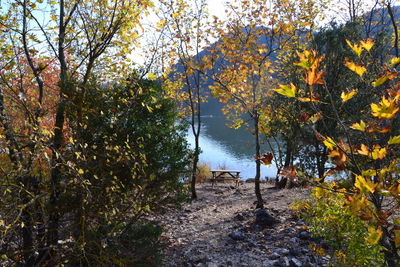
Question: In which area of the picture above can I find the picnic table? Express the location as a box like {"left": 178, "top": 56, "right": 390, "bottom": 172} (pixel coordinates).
{"left": 209, "top": 169, "right": 241, "bottom": 187}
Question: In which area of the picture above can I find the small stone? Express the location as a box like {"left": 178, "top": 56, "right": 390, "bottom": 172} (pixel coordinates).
{"left": 298, "top": 231, "right": 311, "bottom": 240}
{"left": 289, "top": 257, "right": 303, "bottom": 267}
{"left": 255, "top": 209, "right": 277, "bottom": 227}
{"left": 289, "top": 237, "right": 298, "bottom": 245}
{"left": 277, "top": 257, "right": 290, "bottom": 267}
{"left": 274, "top": 248, "right": 290, "bottom": 256}
{"left": 206, "top": 262, "right": 218, "bottom": 267}
{"left": 262, "top": 260, "right": 278, "bottom": 267}
{"left": 300, "top": 248, "right": 309, "bottom": 254}
{"left": 229, "top": 231, "right": 245, "bottom": 241}
{"left": 269, "top": 252, "right": 280, "bottom": 260}
{"left": 196, "top": 263, "right": 206, "bottom": 267}
{"left": 289, "top": 247, "right": 300, "bottom": 257}
{"left": 235, "top": 213, "right": 245, "bottom": 221}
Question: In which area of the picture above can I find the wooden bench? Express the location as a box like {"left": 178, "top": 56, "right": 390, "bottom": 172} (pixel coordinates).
{"left": 209, "top": 169, "right": 241, "bottom": 187}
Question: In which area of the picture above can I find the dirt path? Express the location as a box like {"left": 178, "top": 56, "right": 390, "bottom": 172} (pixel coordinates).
{"left": 152, "top": 183, "right": 329, "bottom": 267}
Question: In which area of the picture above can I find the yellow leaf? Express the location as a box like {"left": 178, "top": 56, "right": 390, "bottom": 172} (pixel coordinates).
{"left": 360, "top": 39, "right": 374, "bottom": 52}
{"left": 371, "top": 96, "right": 399, "bottom": 119}
{"left": 78, "top": 169, "right": 84, "bottom": 175}
{"left": 362, "top": 169, "right": 377, "bottom": 176}
{"left": 346, "top": 40, "right": 363, "bottom": 57}
{"left": 309, "top": 111, "right": 323, "bottom": 123}
{"left": 351, "top": 120, "right": 366, "bottom": 132}
{"left": 372, "top": 76, "right": 389, "bottom": 87}
{"left": 389, "top": 57, "right": 400, "bottom": 67}
{"left": 395, "top": 230, "right": 400, "bottom": 247}
{"left": 156, "top": 19, "right": 166, "bottom": 28}
{"left": 345, "top": 60, "right": 366, "bottom": 77}
{"left": 323, "top": 136, "right": 336, "bottom": 150}
{"left": 341, "top": 90, "right": 357, "bottom": 102}
{"left": 148, "top": 73, "right": 157, "bottom": 80}
{"left": 273, "top": 83, "right": 297, "bottom": 98}
{"left": 355, "top": 175, "right": 377, "bottom": 193}
{"left": 388, "top": 135, "right": 400, "bottom": 145}
{"left": 371, "top": 147, "right": 387, "bottom": 160}
{"left": 365, "top": 227, "right": 382, "bottom": 245}
{"left": 313, "top": 187, "right": 326, "bottom": 199}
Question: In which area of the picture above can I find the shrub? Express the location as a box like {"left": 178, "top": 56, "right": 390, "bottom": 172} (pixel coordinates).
{"left": 196, "top": 162, "right": 212, "bottom": 183}
{"left": 291, "top": 183, "right": 386, "bottom": 266}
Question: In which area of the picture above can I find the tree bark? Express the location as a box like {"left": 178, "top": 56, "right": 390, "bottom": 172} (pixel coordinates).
{"left": 191, "top": 132, "right": 200, "bottom": 199}
{"left": 254, "top": 115, "right": 264, "bottom": 208}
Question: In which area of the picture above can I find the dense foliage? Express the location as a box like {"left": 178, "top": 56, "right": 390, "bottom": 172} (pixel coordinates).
{"left": 1, "top": 0, "right": 400, "bottom": 265}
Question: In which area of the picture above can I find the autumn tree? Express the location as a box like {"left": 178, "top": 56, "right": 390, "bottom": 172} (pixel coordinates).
{"left": 208, "top": 0, "right": 326, "bottom": 208}
{"left": 158, "top": 0, "right": 211, "bottom": 199}
{"left": 0, "top": 0, "right": 160, "bottom": 265}
{"left": 276, "top": 35, "right": 400, "bottom": 265}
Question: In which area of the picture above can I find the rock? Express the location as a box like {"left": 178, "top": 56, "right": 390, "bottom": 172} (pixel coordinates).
{"left": 269, "top": 252, "right": 280, "bottom": 260}
{"left": 251, "top": 224, "right": 264, "bottom": 232}
{"left": 289, "top": 237, "right": 298, "bottom": 246}
{"left": 196, "top": 263, "right": 206, "bottom": 267}
{"left": 274, "top": 248, "right": 290, "bottom": 256}
{"left": 263, "top": 259, "right": 278, "bottom": 267}
{"left": 235, "top": 213, "right": 245, "bottom": 221}
{"left": 206, "top": 262, "right": 218, "bottom": 267}
{"left": 255, "top": 209, "right": 277, "bottom": 227}
{"left": 289, "top": 257, "right": 303, "bottom": 267}
{"left": 298, "top": 231, "right": 311, "bottom": 240}
{"left": 277, "top": 257, "right": 290, "bottom": 267}
{"left": 289, "top": 247, "right": 300, "bottom": 257}
{"left": 229, "top": 231, "right": 245, "bottom": 241}
{"left": 190, "top": 253, "right": 209, "bottom": 263}
{"left": 300, "top": 248, "right": 310, "bottom": 254}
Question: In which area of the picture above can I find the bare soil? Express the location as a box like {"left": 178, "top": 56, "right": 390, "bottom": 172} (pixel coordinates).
{"left": 151, "top": 182, "right": 328, "bottom": 267}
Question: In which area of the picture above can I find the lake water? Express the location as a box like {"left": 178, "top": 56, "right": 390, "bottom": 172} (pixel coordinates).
{"left": 186, "top": 116, "right": 278, "bottom": 180}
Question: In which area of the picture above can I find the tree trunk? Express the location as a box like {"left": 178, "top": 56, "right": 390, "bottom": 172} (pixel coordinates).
{"left": 46, "top": 0, "right": 68, "bottom": 259}
{"left": 254, "top": 115, "right": 264, "bottom": 208}
{"left": 21, "top": 202, "right": 34, "bottom": 266}
{"left": 316, "top": 141, "right": 328, "bottom": 181}
{"left": 277, "top": 140, "right": 292, "bottom": 189}
{"left": 191, "top": 134, "right": 199, "bottom": 199}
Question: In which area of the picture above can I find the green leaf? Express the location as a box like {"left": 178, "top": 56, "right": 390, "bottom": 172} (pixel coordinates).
{"left": 365, "top": 227, "right": 382, "bottom": 245}
{"left": 273, "top": 83, "right": 297, "bottom": 98}
{"left": 148, "top": 73, "right": 157, "bottom": 80}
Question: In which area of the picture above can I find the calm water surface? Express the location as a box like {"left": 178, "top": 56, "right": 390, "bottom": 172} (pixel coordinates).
{"left": 186, "top": 116, "right": 278, "bottom": 179}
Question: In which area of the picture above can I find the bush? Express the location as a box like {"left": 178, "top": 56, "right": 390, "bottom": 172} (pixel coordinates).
{"left": 83, "top": 222, "right": 163, "bottom": 266}
{"left": 291, "top": 183, "right": 386, "bottom": 266}
{"left": 196, "top": 162, "right": 212, "bottom": 183}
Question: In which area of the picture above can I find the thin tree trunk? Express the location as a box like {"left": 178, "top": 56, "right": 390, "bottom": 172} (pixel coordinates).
{"left": 46, "top": 0, "right": 68, "bottom": 260}
{"left": 191, "top": 132, "right": 200, "bottom": 199}
{"left": 254, "top": 115, "right": 263, "bottom": 209}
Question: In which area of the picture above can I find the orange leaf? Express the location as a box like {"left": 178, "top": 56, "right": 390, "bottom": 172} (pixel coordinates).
{"left": 256, "top": 152, "right": 273, "bottom": 165}
{"left": 358, "top": 144, "right": 370, "bottom": 156}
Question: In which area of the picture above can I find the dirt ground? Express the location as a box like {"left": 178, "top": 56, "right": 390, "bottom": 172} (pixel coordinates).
{"left": 150, "top": 182, "right": 328, "bottom": 267}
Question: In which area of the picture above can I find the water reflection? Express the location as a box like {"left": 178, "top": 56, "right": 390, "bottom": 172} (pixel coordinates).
{"left": 186, "top": 116, "right": 277, "bottom": 179}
